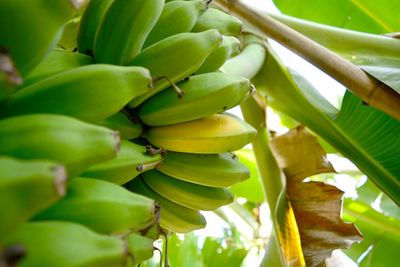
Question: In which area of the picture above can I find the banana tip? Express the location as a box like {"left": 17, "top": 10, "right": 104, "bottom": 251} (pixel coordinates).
{"left": 53, "top": 166, "right": 67, "bottom": 196}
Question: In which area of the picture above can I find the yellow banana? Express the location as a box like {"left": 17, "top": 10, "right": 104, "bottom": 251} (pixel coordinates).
{"left": 144, "top": 113, "right": 257, "bottom": 154}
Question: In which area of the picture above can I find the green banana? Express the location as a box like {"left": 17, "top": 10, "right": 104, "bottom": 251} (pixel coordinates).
{"left": 94, "top": 0, "right": 164, "bottom": 65}
{"left": 144, "top": 113, "right": 257, "bottom": 154}
{"left": 77, "top": 0, "right": 114, "bottom": 55}
{"left": 0, "top": 0, "right": 83, "bottom": 77}
{"left": 97, "top": 111, "right": 142, "bottom": 140}
{"left": 0, "top": 64, "right": 152, "bottom": 122}
{"left": 221, "top": 34, "right": 267, "bottom": 79}
{"left": 138, "top": 72, "right": 251, "bottom": 126}
{"left": 143, "top": 0, "right": 207, "bottom": 48}
{"left": 3, "top": 221, "right": 154, "bottom": 267}
{"left": 193, "top": 8, "right": 243, "bottom": 37}
{"left": 127, "top": 29, "right": 222, "bottom": 107}
{"left": 125, "top": 233, "right": 155, "bottom": 265}
{"left": 0, "top": 157, "right": 67, "bottom": 241}
{"left": 57, "top": 17, "right": 81, "bottom": 51}
{"left": 0, "top": 114, "right": 119, "bottom": 176}
{"left": 158, "top": 152, "right": 250, "bottom": 187}
{"left": 195, "top": 35, "right": 241, "bottom": 74}
{"left": 127, "top": 178, "right": 207, "bottom": 233}
{"left": 23, "top": 50, "right": 93, "bottom": 86}
{"left": 82, "top": 140, "right": 162, "bottom": 185}
{"left": 34, "top": 178, "right": 158, "bottom": 234}
{"left": 142, "top": 170, "right": 234, "bottom": 210}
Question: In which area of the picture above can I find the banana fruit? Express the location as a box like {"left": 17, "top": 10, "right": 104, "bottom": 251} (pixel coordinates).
{"left": 158, "top": 152, "right": 250, "bottom": 187}
{"left": 23, "top": 50, "right": 93, "bottom": 86}
{"left": 193, "top": 8, "right": 243, "bottom": 37}
{"left": 82, "top": 140, "right": 162, "bottom": 185}
{"left": 97, "top": 111, "right": 142, "bottom": 140}
{"left": 142, "top": 170, "right": 234, "bottom": 210}
{"left": 143, "top": 0, "right": 207, "bottom": 48}
{"left": 128, "top": 29, "right": 222, "bottom": 107}
{"left": 195, "top": 35, "right": 241, "bottom": 74}
{"left": 0, "top": 0, "right": 83, "bottom": 77}
{"left": 77, "top": 0, "right": 114, "bottom": 55}
{"left": 138, "top": 72, "right": 251, "bottom": 126}
{"left": 34, "top": 178, "right": 158, "bottom": 235}
{"left": 0, "top": 64, "right": 152, "bottom": 122}
{"left": 0, "top": 114, "right": 119, "bottom": 176}
{"left": 94, "top": 0, "right": 164, "bottom": 65}
{"left": 144, "top": 113, "right": 257, "bottom": 154}
{"left": 3, "top": 221, "right": 154, "bottom": 267}
{"left": 127, "top": 178, "right": 207, "bottom": 233}
{"left": 0, "top": 157, "right": 66, "bottom": 241}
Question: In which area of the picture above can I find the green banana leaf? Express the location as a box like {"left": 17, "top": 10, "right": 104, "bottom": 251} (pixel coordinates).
{"left": 252, "top": 46, "right": 400, "bottom": 206}
{"left": 272, "top": 0, "right": 400, "bottom": 34}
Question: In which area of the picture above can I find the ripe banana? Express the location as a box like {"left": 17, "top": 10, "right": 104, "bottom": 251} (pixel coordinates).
{"left": 0, "top": 114, "right": 120, "bottom": 176}
{"left": 23, "top": 50, "right": 93, "bottom": 86}
{"left": 127, "top": 178, "right": 207, "bottom": 233}
{"left": 142, "top": 170, "right": 234, "bottom": 210}
{"left": 221, "top": 34, "right": 267, "bottom": 79}
{"left": 97, "top": 111, "right": 142, "bottom": 140}
{"left": 94, "top": 0, "right": 164, "bottom": 65}
{"left": 138, "top": 72, "right": 251, "bottom": 126}
{"left": 144, "top": 113, "right": 257, "bottom": 154}
{"left": 77, "top": 0, "right": 114, "bottom": 55}
{"left": 195, "top": 35, "right": 241, "bottom": 74}
{"left": 0, "top": 0, "right": 83, "bottom": 77}
{"left": 0, "top": 64, "right": 152, "bottom": 122}
{"left": 143, "top": 0, "right": 207, "bottom": 48}
{"left": 0, "top": 157, "right": 67, "bottom": 241}
{"left": 82, "top": 140, "right": 162, "bottom": 185}
{"left": 158, "top": 152, "right": 250, "bottom": 187}
{"left": 127, "top": 29, "right": 222, "bottom": 107}
{"left": 3, "top": 221, "right": 154, "bottom": 267}
{"left": 34, "top": 178, "right": 158, "bottom": 235}
{"left": 193, "top": 8, "right": 243, "bottom": 37}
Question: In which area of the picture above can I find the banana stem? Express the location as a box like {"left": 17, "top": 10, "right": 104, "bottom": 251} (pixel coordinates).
{"left": 240, "top": 94, "right": 285, "bottom": 267}
{"left": 215, "top": 0, "right": 400, "bottom": 121}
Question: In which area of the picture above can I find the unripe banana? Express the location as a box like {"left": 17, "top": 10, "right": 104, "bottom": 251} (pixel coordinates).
{"left": 138, "top": 72, "right": 251, "bottom": 126}
{"left": 221, "top": 34, "right": 267, "bottom": 79}
{"left": 193, "top": 8, "right": 243, "bottom": 37}
{"left": 0, "top": 0, "right": 83, "bottom": 77}
{"left": 34, "top": 178, "right": 158, "bottom": 234}
{"left": 82, "top": 140, "right": 162, "bottom": 185}
{"left": 128, "top": 29, "right": 222, "bottom": 107}
{"left": 0, "top": 114, "right": 120, "bottom": 176}
{"left": 195, "top": 35, "right": 241, "bottom": 74}
{"left": 97, "top": 111, "right": 142, "bottom": 140}
{"left": 0, "top": 157, "right": 67, "bottom": 241}
{"left": 125, "top": 233, "right": 155, "bottom": 266}
{"left": 23, "top": 50, "right": 93, "bottom": 86}
{"left": 77, "top": 0, "right": 114, "bottom": 55}
{"left": 142, "top": 170, "right": 234, "bottom": 210}
{"left": 127, "top": 178, "right": 207, "bottom": 233}
{"left": 144, "top": 113, "right": 257, "bottom": 154}
{"left": 0, "top": 65, "right": 152, "bottom": 122}
{"left": 143, "top": 0, "right": 207, "bottom": 48}
{"left": 94, "top": 0, "right": 164, "bottom": 65}
{"left": 3, "top": 221, "right": 153, "bottom": 267}
{"left": 158, "top": 152, "right": 250, "bottom": 187}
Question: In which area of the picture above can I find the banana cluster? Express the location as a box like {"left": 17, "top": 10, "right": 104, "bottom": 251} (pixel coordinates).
{"left": 0, "top": 0, "right": 256, "bottom": 266}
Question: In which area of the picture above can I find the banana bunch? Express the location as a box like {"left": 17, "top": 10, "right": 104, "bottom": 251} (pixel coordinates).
{"left": 0, "top": 0, "right": 259, "bottom": 265}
